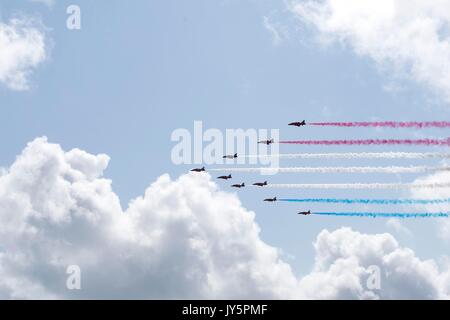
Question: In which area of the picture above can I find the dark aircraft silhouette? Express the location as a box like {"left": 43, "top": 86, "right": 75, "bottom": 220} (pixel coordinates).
{"left": 298, "top": 210, "right": 312, "bottom": 215}
{"left": 289, "top": 120, "right": 306, "bottom": 127}
{"left": 217, "top": 174, "right": 232, "bottom": 180}
{"left": 231, "top": 183, "right": 245, "bottom": 188}
{"left": 253, "top": 181, "right": 268, "bottom": 187}
{"left": 190, "top": 167, "right": 206, "bottom": 172}
{"left": 258, "top": 139, "right": 274, "bottom": 145}
{"left": 223, "top": 153, "right": 238, "bottom": 159}
{"left": 264, "top": 197, "right": 277, "bottom": 202}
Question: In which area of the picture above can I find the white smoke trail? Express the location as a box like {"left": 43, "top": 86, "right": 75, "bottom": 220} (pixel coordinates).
{"left": 242, "top": 152, "right": 450, "bottom": 160}
{"left": 210, "top": 166, "right": 450, "bottom": 174}
{"left": 264, "top": 183, "right": 450, "bottom": 189}
{"left": 279, "top": 198, "right": 450, "bottom": 205}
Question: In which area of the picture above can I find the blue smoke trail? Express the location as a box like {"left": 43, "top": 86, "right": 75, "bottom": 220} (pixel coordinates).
{"left": 280, "top": 198, "right": 450, "bottom": 205}
{"left": 313, "top": 212, "right": 449, "bottom": 218}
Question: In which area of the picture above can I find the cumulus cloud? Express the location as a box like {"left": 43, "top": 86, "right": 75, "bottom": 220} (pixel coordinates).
{"left": 301, "top": 228, "right": 450, "bottom": 299}
{"left": 0, "top": 138, "right": 449, "bottom": 299}
{"left": 0, "top": 137, "right": 299, "bottom": 299}
{"left": 0, "top": 16, "right": 47, "bottom": 90}
{"left": 292, "top": 0, "right": 450, "bottom": 102}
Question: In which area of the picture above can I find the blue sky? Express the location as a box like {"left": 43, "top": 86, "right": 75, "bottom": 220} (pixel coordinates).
{"left": 2, "top": 0, "right": 450, "bottom": 280}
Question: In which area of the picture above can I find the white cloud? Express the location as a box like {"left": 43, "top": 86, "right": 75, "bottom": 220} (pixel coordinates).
{"left": 0, "top": 138, "right": 450, "bottom": 299}
{"left": 0, "top": 137, "right": 299, "bottom": 299}
{"left": 0, "top": 16, "right": 47, "bottom": 91}
{"left": 300, "top": 228, "right": 450, "bottom": 299}
{"left": 292, "top": 0, "right": 450, "bottom": 102}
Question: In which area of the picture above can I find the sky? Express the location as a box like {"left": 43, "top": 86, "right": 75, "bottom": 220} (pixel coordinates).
{"left": 1, "top": 0, "right": 450, "bottom": 299}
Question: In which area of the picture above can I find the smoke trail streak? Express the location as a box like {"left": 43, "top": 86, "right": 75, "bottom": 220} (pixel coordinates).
{"left": 279, "top": 198, "right": 450, "bottom": 205}
{"left": 309, "top": 121, "right": 450, "bottom": 128}
{"left": 210, "top": 166, "right": 450, "bottom": 174}
{"left": 243, "top": 152, "right": 450, "bottom": 159}
{"left": 265, "top": 183, "right": 450, "bottom": 189}
{"left": 279, "top": 138, "right": 450, "bottom": 146}
{"left": 312, "top": 212, "right": 449, "bottom": 218}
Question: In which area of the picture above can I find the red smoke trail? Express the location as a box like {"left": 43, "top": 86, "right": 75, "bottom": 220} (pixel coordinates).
{"left": 279, "top": 138, "right": 450, "bottom": 146}
{"left": 309, "top": 121, "right": 450, "bottom": 128}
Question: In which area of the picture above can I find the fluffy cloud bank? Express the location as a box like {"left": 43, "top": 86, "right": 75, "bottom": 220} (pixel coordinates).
{"left": 301, "top": 228, "right": 450, "bottom": 299}
{"left": 0, "top": 138, "right": 298, "bottom": 299}
{"left": 0, "top": 137, "right": 449, "bottom": 299}
{"left": 292, "top": 0, "right": 450, "bottom": 101}
{"left": 0, "top": 16, "right": 47, "bottom": 90}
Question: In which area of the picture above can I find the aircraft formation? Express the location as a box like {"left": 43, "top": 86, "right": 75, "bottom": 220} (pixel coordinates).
{"left": 189, "top": 120, "right": 450, "bottom": 219}
{"left": 190, "top": 120, "right": 315, "bottom": 216}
